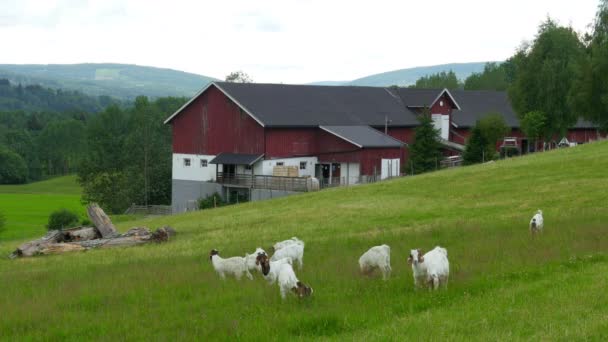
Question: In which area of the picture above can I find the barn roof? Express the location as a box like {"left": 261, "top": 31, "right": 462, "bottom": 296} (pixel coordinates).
{"left": 213, "top": 82, "right": 420, "bottom": 127}
{"left": 320, "top": 125, "right": 405, "bottom": 148}
{"left": 450, "top": 90, "right": 519, "bottom": 128}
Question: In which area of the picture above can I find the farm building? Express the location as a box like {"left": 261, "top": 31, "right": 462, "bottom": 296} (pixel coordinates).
{"left": 165, "top": 82, "right": 602, "bottom": 212}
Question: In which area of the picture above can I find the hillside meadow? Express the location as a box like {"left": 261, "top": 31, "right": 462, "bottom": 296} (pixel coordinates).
{"left": 1, "top": 141, "right": 608, "bottom": 340}
{"left": 0, "top": 176, "right": 85, "bottom": 241}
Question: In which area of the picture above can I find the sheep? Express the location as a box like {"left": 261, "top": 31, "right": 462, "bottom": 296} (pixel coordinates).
{"left": 209, "top": 249, "right": 253, "bottom": 280}
{"left": 244, "top": 247, "right": 267, "bottom": 273}
{"left": 271, "top": 242, "right": 304, "bottom": 269}
{"left": 358, "top": 244, "right": 392, "bottom": 280}
{"left": 407, "top": 246, "right": 449, "bottom": 290}
{"left": 529, "top": 209, "right": 544, "bottom": 234}
{"left": 272, "top": 237, "right": 304, "bottom": 252}
{"left": 255, "top": 253, "right": 293, "bottom": 284}
{"left": 275, "top": 262, "right": 313, "bottom": 299}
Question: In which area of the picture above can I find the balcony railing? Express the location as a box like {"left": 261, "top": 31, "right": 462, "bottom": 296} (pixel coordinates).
{"left": 216, "top": 172, "right": 310, "bottom": 192}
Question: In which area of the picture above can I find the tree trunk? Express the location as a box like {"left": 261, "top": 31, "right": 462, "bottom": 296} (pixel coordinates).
{"left": 62, "top": 227, "right": 100, "bottom": 242}
{"left": 86, "top": 204, "right": 118, "bottom": 238}
{"left": 10, "top": 230, "right": 62, "bottom": 258}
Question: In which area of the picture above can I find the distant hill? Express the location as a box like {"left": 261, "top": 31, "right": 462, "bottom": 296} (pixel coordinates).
{"left": 310, "top": 62, "right": 493, "bottom": 87}
{"left": 0, "top": 64, "right": 217, "bottom": 101}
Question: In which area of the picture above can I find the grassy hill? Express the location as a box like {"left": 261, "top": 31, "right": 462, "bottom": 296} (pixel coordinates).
{"left": 311, "top": 62, "right": 492, "bottom": 87}
{"left": 0, "top": 64, "right": 217, "bottom": 101}
{"left": 0, "top": 176, "right": 85, "bottom": 240}
{"left": 1, "top": 142, "right": 608, "bottom": 340}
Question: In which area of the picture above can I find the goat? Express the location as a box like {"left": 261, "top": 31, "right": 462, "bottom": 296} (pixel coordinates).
{"left": 255, "top": 253, "right": 293, "bottom": 284}
{"left": 276, "top": 262, "right": 313, "bottom": 299}
{"left": 529, "top": 209, "right": 544, "bottom": 234}
{"left": 244, "top": 247, "right": 267, "bottom": 273}
{"left": 209, "top": 249, "right": 253, "bottom": 280}
{"left": 407, "top": 246, "right": 449, "bottom": 290}
{"left": 272, "top": 237, "right": 304, "bottom": 252}
{"left": 271, "top": 242, "right": 304, "bottom": 269}
{"left": 358, "top": 244, "right": 391, "bottom": 280}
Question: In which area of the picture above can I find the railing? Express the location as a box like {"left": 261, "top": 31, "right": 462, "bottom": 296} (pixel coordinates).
{"left": 440, "top": 156, "right": 463, "bottom": 168}
{"left": 216, "top": 173, "right": 310, "bottom": 192}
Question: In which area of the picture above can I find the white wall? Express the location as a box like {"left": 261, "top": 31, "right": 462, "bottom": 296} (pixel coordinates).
{"left": 172, "top": 153, "right": 216, "bottom": 181}
{"left": 258, "top": 157, "right": 318, "bottom": 177}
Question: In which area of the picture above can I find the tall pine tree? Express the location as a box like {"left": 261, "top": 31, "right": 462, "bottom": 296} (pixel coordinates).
{"left": 409, "top": 113, "right": 442, "bottom": 174}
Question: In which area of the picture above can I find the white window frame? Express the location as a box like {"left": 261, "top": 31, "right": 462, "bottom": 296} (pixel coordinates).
{"left": 184, "top": 158, "right": 191, "bottom": 167}
{"left": 200, "top": 159, "right": 208, "bottom": 167}
{"left": 300, "top": 161, "right": 307, "bottom": 170}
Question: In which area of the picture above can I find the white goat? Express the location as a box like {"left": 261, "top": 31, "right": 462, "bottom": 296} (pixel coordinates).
{"left": 408, "top": 246, "right": 449, "bottom": 290}
{"left": 529, "top": 209, "right": 544, "bottom": 234}
{"left": 272, "top": 237, "right": 304, "bottom": 251}
{"left": 255, "top": 253, "right": 293, "bottom": 284}
{"left": 276, "top": 262, "right": 313, "bottom": 299}
{"left": 358, "top": 244, "right": 392, "bottom": 280}
{"left": 271, "top": 242, "right": 304, "bottom": 269}
{"left": 209, "top": 249, "right": 253, "bottom": 280}
{"left": 244, "top": 247, "right": 267, "bottom": 273}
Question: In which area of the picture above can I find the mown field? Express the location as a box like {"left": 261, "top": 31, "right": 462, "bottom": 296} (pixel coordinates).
{"left": 0, "top": 176, "right": 86, "bottom": 241}
{"left": 1, "top": 142, "right": 608, "bottom": 340}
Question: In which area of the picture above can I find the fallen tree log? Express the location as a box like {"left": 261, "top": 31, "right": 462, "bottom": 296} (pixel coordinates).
{"left": 9, "top": 226, "right": 176, "bottom": 258}
{"left": 86, "top": 203, "right": 117, "bottom": 238}
{"left": 62, "top": 227, "right": 100, "bottom": 242}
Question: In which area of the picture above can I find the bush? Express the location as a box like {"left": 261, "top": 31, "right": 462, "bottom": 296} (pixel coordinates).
{"left": 198, "top": 192, "right": 225, "bottom": 209}
{"left": 47, "top": 209, "right": 80, "bottom": 230}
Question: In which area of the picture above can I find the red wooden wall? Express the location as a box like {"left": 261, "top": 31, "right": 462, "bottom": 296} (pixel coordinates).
{"left": 171, "top": 85, "right": 265, "bottom": 155}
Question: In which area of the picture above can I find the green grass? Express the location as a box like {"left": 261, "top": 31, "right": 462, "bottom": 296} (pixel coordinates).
{"left": 1, "top": 142, "right": 608, "bottom": 340}
{"left": 0, "top": 176, "right": 85, "bottom": 240}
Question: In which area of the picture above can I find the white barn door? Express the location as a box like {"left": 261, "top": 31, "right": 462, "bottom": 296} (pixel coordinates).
{"left": 381, "top": 158, "right": 400, "bottom": 180}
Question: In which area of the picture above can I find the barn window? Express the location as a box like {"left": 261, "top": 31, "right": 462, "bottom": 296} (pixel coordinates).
{"left": 276, "top": 162, "right": 284, "bottom": 166}
{"left": 200, "top": 159, "right": 208, "bottom": 167}
{"left": 300, "top": 161, "right": 307, "bottom": 170}
{"left": 244, "top": 165, "right": 252, "bottom": 171}
{"left": 184, "top": 158, "right": 191, "bottom": 167}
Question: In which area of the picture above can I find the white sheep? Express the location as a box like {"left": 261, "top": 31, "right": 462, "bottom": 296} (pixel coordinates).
{"left": 272, "top": 237, "right": 304, "bottom": 251}
{"left": 244, "top": 247, "right": 267, "bottom": 273}
{"left": 276, "top": 262, "right": 313, "bottom": 299}
{"left": 255, "top": 253, "right": 293, "bottom": 284}
{"left": 209, "top": 249, "right": 253, "bottom": 280}
{"left": 271, "top": 242, "right": 304, "bottom": 269}
{"left": 358, "top": 244, "right": 392, "bottom": 280}
{"left": 529, "top": 209, "right": 544, "bottom": 234}
{"left": 407, "top": 246, "right": 449, "bottom": 290}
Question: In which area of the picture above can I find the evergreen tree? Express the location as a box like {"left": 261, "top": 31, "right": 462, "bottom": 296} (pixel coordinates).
{"left": 410, "top": 70, "right": 462, "bottom": 90}
{"left": 409, "top": 113, "right": 442, "bottom": 174}
{"left": 462, "top": 126, "right": 489, "bottom": 165}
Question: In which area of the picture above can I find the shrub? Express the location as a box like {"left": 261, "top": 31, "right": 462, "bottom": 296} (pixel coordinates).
{"left": 47, "top": 209, "right": 80, "bottom": 230}
{"left": 198, "top": 192, "right": 225, "bottom": 209}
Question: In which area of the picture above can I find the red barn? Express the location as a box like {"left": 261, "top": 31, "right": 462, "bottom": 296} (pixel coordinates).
{"left": 165, "top": 82, "right": 602, "bottom": 212}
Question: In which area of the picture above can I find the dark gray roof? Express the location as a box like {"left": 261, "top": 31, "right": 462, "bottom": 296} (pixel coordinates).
{"left": 209, "top": 153, "right": 264, "bottom": 166}
{"left": 572, "top": 118, "right": 597, "bottom": 129}
{"left": 320, "top": 125, "right": 405, "bottom": 148}
{"left": 394, "top": 88, "right": 445, "bottom": 107}
{"left": 449, "top": 90, "right": 520, "bottom": 128}
{"left": 215, "top": 82, "right": 420, "bottom": 127}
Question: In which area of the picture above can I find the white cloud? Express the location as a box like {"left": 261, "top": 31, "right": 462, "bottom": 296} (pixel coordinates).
{"left": 0, "top": 0, "right": 600, "bottom": 83}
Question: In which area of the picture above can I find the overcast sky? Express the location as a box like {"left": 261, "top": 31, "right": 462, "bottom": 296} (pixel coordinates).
{"left": 0, "top": 0, "right": 600, "bottom": 84}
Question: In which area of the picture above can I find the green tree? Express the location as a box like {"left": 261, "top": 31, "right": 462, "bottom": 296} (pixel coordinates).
{"left": 569, "top": 0, "right": 608, "bottom": 132}
{"left": 0, "top": 146, "right": 28, "bottom": 184}
{"left": 464, "top": 63, "right": 510, "bottom": 91}
{"left": 225, "top": 71, "right": 253, "bottom": 83}
{"left": 81, "top": 172, "right": 131, "bottom": 214}
{"left": 520, "top": 111, "right": 547, "bottom": 152}
{"left": 477, "top": 113, "right": 510, "bottom": 156}
{"left": 509, "top": 18, "right": 585, "bottom": 138}
{"left": 462, "top": 125, "right": 490, "bottom": 165}
{"left": 409, "top": 113, "right": 442, "bottom": 174}
{"left": 37, "top": 119, "right": 86, "bottom": 175}
{"left": 410, "top": 70, "right": 462, "bottom": 89}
